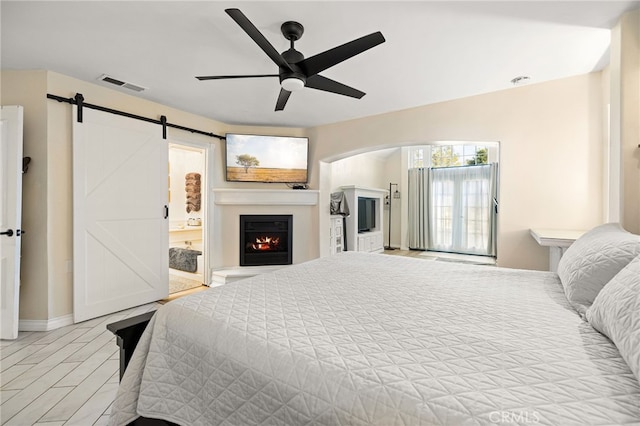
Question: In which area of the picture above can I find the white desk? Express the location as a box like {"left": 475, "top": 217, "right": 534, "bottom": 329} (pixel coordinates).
{"left": 530, "top": 229, "right": 586, "bottom": 272}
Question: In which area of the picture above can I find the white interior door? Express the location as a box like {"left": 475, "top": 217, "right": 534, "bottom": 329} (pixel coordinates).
{"left": 73, "top": 107, "right": 168, "bottom": 323}
{"left": 0, "top": 106, "right": 24, "bottom": 340}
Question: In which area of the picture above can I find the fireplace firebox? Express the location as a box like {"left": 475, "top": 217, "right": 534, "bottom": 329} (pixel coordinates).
{"left": 240, "top": 215, "right": 293, "bottom": 266}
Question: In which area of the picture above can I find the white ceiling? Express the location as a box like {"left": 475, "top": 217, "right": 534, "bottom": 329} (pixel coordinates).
{"left": 2, "top": 1, "right": 638, "bottom": 128}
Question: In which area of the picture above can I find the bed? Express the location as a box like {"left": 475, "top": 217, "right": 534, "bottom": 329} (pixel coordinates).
{"left": 109, "top": 223, "right": 640, "bottom": 426}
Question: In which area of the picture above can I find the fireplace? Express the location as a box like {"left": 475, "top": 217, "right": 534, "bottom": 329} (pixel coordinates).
{"left": 240, "top": 215, "right": 293, "bottom": 266}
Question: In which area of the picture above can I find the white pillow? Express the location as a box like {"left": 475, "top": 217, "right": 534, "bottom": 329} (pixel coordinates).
{"left": 557, "top": 223, "right": 640, "bottom": 315}
{"left": 586, "top": 255, "right": 640, "bottom": 380}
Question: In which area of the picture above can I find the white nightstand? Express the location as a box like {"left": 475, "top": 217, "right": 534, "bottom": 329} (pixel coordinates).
{"left": 530, "top": 229, "right": 586, "bottom": 272}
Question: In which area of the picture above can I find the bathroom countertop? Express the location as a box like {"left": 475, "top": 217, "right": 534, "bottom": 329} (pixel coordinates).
{"left": 169, "top": 225, "right": 202, "bottom": 232}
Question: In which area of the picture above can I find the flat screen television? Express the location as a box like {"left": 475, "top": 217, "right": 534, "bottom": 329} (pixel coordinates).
{"left": 225, "top": 133, "right": 308, "bottom": 183}
{"left": 358, "top": 197, "right": 376, "bottom": 232}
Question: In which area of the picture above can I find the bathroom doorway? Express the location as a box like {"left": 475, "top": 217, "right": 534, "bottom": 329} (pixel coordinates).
{"left": 168, "top": 142, "right": 207, "bottom": 294}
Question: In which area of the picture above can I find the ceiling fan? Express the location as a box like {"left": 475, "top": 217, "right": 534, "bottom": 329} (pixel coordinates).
{"left": 196, "top": 8, "right": 386, "bottom": 111}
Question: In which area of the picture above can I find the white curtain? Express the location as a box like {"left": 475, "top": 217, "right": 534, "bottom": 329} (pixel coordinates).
{"left": 408, "top": 168, "right": 430, "bottom": 249}
{"left": 429, "top": 164, "right": 497, "bottom": 256}
{"left": 408, "top": 163, "right": 497, "bottom": 256}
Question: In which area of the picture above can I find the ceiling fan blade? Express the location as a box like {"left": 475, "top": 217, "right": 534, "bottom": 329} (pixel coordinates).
{"left": 196, "top": 74, "right": 278, "bottom": 81}
{"left": 225, "top": 9, "right": 293, "bottom": 72}
{"left": 275, "top": 88, "right": 291, "bottom": 111}
{"left": 297, "top": 32, "right": 385, "bottom": 77}
{"left": 305, "top": 75, "right": 365, "bottom": 99}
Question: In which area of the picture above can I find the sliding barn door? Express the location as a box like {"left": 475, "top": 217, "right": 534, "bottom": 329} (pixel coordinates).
{"left": 73, "top": 107, "right": 168, "bottom": 323}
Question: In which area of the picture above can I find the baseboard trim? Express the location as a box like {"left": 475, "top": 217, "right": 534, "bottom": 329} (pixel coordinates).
{"left": 19, "top": 314, "right": 74, "bottom": 332}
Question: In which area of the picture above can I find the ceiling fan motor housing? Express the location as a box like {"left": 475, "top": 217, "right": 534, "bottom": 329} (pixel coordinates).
{"left": 280, "top": 48, "right": 306, "bottom": 89}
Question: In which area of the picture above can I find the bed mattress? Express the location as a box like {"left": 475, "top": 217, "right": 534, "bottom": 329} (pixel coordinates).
{"left": 109, "top": 252, "right": 640, "bottom": 425}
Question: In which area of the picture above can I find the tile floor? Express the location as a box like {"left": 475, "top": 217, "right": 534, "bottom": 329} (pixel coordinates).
{"left": 0, "top": 302, "right": 160, "bottom": 426}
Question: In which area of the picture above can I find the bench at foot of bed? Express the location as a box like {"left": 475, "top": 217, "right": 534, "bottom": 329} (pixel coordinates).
{"left": 106, "top": 311, "right": 156, "bottom": 381}
{"left": 108, "top": 311, "right": 180, "bottom": 426}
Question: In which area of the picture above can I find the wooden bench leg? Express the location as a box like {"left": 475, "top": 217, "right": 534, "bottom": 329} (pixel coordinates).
{"left": 106, "top": 311, "right": 156, "bottom": 381}
{"left": 107, "top": 311, "right": 180, "bottom": 426}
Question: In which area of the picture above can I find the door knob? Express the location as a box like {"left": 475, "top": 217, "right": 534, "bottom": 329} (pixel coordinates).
{"left": 0, "top": 229, "right": 14, "bottom": 237}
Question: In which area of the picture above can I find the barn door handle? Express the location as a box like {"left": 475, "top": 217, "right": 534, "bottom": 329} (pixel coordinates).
{"left": 164, "top": 205, "right": 169, "bottom": 219}
{"left": 1, "top": 229, "right": 14, "bottom": 237}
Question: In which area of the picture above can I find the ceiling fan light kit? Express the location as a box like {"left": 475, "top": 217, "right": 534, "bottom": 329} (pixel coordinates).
{"left": 195, "top": 8, "right": 385, "bottom": 111}
{"left": 281, "top": 77, "right": 305, "bottom": 92}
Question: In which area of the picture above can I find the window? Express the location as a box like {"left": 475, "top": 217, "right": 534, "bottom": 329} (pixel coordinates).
{"left": 410, "top": 147, "right": 426, "bottom": 168}
{"left": 409, "top": 144, "right": 489, "bottom": 169}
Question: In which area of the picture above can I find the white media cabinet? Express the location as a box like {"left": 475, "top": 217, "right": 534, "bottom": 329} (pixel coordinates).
{"left": 341, "top": 185, "right": 386, "bottom": 253}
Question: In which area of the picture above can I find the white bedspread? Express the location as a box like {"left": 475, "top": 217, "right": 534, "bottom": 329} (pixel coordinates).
{"left": 109, "top": 252, "right": 640, "bottom": 425}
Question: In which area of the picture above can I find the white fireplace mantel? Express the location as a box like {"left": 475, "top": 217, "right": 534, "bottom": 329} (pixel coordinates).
{"left": 210, "top": 188, "right": 319, "bottom": 279}
{"left": 212, "top": 188, "right": 319, "bottom": 206}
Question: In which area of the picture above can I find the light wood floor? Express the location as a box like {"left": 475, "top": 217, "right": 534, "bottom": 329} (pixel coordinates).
{"left": 382, "top": 248, "right": 426, "bottom": 257}
{"left": 0, "top": 250, "right": 435, "bottom": 425}
{"left": 0, "top": 302, "right": 165, "bottom": 426}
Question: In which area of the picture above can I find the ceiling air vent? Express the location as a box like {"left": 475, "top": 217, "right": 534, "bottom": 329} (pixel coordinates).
{"left": 98, "top": 74, "right": 147, "bottom": 92}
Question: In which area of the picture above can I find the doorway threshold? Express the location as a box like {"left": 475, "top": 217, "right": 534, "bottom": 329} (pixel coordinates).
{"left": 418, "top": 251, "right": 496, "bottom": 266}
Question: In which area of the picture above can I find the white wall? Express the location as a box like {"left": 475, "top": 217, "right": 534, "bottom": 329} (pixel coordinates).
{"left": 311, "top": 72, "right": 606, "bottom": 270}
{"left": 0, "top": 70, "right": 49, "bottom": 320}
{"left": 619, "top": 9, "right": 640, "bottom": 233}
{"left": 329, "top": 149, "right": 392, "bottom": 191}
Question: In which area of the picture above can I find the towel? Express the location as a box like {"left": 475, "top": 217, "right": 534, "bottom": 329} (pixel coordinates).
{"left": 186, "top": 201, "right": 201, "bottom": 213}
{"left": 184, "top": 172, "right": 202, "bottom": 213}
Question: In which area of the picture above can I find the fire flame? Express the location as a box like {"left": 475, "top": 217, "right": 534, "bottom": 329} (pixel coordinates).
{"left": 252, "top": 236, "right": 280, "bottom": 251}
